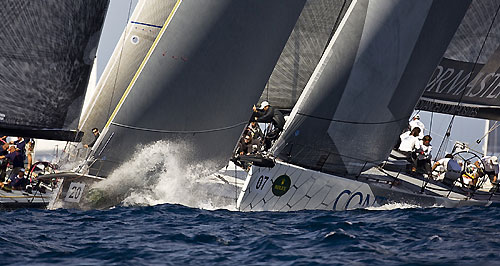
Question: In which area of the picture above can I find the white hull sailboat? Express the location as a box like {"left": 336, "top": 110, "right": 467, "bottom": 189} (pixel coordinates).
{"left": 236, "top": 0, "right": 500, "bottom": 211}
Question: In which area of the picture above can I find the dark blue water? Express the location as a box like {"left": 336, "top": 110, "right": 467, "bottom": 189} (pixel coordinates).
{"left": 1, "top": 204, "right": 499, "bottom": 265}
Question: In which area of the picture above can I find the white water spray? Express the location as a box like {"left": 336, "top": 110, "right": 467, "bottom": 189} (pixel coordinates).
{"left": 89, "top": 140, "right": 239, "bottom": 210}
{"left": 366, "top": 203, "right": 445, "bottom": 211}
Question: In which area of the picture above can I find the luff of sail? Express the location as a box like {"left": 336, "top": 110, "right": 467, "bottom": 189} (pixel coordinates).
{"left": 0, "top": 0, "right": 109, "bottom": 141}
{"left": 88, "top": 0, "right": 306, "bottom": 177}
{"left": 273, "top": 0, "right": 471, "bottom": 176}
{"left": 79, "top": 0, "right": 178, "bottom": 145}
{"left": 418, "top": 0, "right": 500, "bottom": 120}
{"left": 258, "top": 0, "right": 353, "bottom": 111}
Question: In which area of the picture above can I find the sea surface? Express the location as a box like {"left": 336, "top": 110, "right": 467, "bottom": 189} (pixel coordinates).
{"left": 1, "top": 204, "right": 499, "bottom": 265}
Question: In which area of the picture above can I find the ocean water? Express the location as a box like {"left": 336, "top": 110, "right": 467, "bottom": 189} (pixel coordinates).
{"left": 1, "top": 204, "right": 499, "bottom": 265}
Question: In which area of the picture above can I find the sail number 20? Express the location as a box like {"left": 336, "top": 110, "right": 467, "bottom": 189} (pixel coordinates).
{"left": 64, "top": 182, "right": 86, "bottom": 203}
{"left": 255, "top": 175, "right": 270, "bottom": 190}
{"left": 68, "top": 186, "right": 82, "bottom": 200}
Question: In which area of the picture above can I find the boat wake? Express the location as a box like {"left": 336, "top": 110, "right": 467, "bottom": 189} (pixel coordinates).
{"left": 365, "top": 203, "right": 444, "bottom": 211}
{"left": 86, "top": 141, "right": 239, "bottom": 211}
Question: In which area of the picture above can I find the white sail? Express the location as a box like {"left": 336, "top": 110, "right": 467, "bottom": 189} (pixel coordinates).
{"left": 79, "top": 0, "right": 178, "bottom": 145}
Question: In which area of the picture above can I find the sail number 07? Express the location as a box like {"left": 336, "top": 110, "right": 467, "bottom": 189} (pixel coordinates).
{"left": 255, "top": 175, "right": 270, "bottom": 190}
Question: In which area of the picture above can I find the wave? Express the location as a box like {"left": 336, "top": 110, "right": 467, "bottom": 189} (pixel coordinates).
{"left": 86, "top": 140, "right": 239, "bottom": 210}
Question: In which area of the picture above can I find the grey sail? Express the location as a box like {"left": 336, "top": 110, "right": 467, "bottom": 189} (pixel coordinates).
{"left": 79, "top": 0, "right": 178, "bottom": 145}
{"left": 0, "top": 0, "right": 109, "bottom": 141}
{"left": 258, "top": 0, "right": 352, "bottom": 110}
{"left": 418, "top": 0, "right": 500, "bottom": 120}
{"left": 273, "top": 0, "right": 471, "bottom": 176}
{"left": 88, "top": 0, "right": 306, "bottom": 177}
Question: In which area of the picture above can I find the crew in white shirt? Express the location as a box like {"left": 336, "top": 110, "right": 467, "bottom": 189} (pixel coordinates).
{"left": 399, "top": 128, "right": 421, "bottom": 154}
{"left": 415, "top": 135, "right": 432, "bottom": 173}
{"left": 409, "top": 114, "right": 425, "bottom": 139}
{"left": 480, "top": 155, "right": 499, "bottom": 184}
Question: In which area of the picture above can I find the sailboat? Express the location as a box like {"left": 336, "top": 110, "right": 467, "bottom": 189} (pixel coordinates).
{"left": 0, "top": 0, "right": 110, "bottom": 209}
{"left": 47, "top": 0, "right": 307, "bottom": 209}
{"left": 237, "top": 0, "right": 500, "bottom": 211}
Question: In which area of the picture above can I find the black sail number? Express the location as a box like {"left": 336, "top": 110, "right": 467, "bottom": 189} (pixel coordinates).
{"left": 68, "top": 186, "right": 82, "bottom": 199}
{"left": 255, "top": 175, "right": 270, "bottom": 190}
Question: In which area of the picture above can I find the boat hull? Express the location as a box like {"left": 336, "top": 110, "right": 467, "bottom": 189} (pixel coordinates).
{"left": 237, "top": 161, "right": 491, "bottom": 211}
{"left": 0, "top": 190, "right": 51, "bottom": 210}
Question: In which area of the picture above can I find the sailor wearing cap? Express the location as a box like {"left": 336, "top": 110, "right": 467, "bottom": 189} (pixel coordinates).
{"left": 252, "top": 101, "right": 285, "bottom": 150}
{"left": 409, "top": 114, "right": 425, "bottom": 139}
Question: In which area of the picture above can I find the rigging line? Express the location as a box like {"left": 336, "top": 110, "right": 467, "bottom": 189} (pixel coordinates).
{"left": 296, "top": 112, "right": 409, "bottom": 125}
{"left": 111, "top": 121, "right": 248, "bottom": 134}
{"left": 106, "top": 0, "right": 133, "bottom": 121}
{"left": 437, "top": 3, "right": 500, "bottom": 157}
{"left": 283, "top": 142, "right": 383, "bottom": 167}
{"left": 477, "top": 120, "right": 500, "bottom": 144}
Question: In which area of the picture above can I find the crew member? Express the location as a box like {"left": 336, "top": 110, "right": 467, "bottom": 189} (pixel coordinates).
{"left": 0, "top": 146, "right": 24, "bottom": 180}
{"left": 409, "top": 114, "right": 425, "bottom": 139}
{"left": 477, "top": 155, "right": 499, "bottom": 192}
{"left": 84, "top": 128, "right": 100, "bottom": 148}
{"left": 252, "top": 101, "right": 285, "bottom": 150}
{"left": 432, "top": 154, "right": 461, "bottom": 185}
{"left": 416, "top": 135, "right": 432, "bottom": 174}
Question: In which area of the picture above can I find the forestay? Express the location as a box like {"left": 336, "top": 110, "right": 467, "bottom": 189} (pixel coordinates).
{"left": 0, "top": 0, "right": 109, "bottom": 141}
{"left": 273, "top": 0, "right": 471, "bottom": 176}
{"left": 88, "top": 0, "right": 306, "bottom": 177}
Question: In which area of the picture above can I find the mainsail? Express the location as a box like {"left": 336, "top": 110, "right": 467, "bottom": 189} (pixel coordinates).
{"left": 88, "top": 0, "right": 306, "bottom": 177}
{"left": 79, "top": 0, "right": 178, "bottom": 145}
{"left": 258, "top": 0, "right": 352, "bottom": 110}
{"left": 0, "top": 0, "right": 109, "bottom": 141}
{"left": 273, "top": 0, "right": 471, "bottom": 176}
{"left": 418, "top": 0, "right": 500, "bottom": 120}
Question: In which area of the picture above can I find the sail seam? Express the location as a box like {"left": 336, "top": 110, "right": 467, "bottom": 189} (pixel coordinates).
{"left": 110, "top": 121, "right": 247, "bottom": 134}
